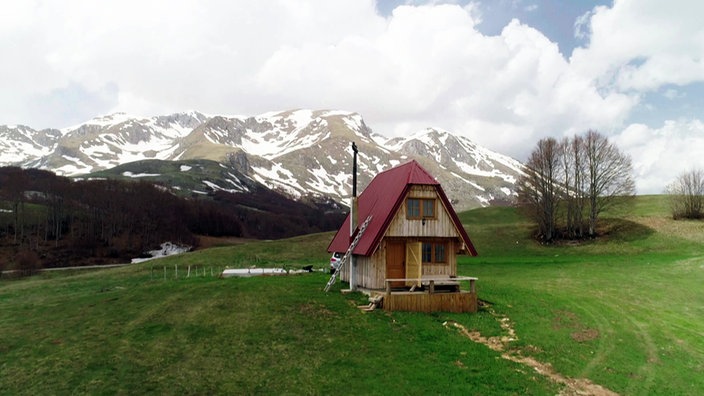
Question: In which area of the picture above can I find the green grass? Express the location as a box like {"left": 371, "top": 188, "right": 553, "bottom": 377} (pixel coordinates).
{"left": 458, "top": 195, "right": 704, "bottom": 394}
{"left": 0, "top": 262, "right": 555, "bottom": 394}
{"left": 1, "top": 195, "right": 704, "bottom": 394}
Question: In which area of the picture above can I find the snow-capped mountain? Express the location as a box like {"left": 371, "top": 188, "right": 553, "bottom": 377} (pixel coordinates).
{"left": 0, "top": 110, "right": 525, "bottom": 210}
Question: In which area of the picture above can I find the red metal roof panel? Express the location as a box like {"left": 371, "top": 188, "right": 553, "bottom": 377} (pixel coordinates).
{"left": 327, "top": 160, "right": 477, "bottom": 256}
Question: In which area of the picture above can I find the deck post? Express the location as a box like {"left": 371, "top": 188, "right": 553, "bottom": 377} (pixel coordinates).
{"left": 470, "top": 279, "right": 476, "bottom": 294}
{"left": 429, "top": 280, "right": 435, "bottom": 294}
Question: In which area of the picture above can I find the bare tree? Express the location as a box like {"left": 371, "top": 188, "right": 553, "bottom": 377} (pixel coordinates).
{"left": 519, "top": 131, "right": 634, "bottom": 241}
{"left": 558, "top": 136, "right": 588, "bottom": 239}
{"left": 666, "top": 169, "right": 704, "bottom": 219}
{"left": 517, "top": 137, "right": 561, "bottom": 242}
{"left": 583, "top": 130, "right": 635, "bottom": 236}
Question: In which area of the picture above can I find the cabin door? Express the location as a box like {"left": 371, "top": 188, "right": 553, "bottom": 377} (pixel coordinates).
{"left": 405, "top": 242, "right": 422, "bottom": 287}
{"left": 386, "top": 241, "right": 405, "bottom": 288}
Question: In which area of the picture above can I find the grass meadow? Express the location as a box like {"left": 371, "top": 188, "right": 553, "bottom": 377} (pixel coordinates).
{"left": 1, "top": 195, "right": 703, "bottom": 394}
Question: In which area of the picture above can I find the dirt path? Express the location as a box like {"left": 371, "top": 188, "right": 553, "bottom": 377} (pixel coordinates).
{"left": 444, "top": 308, "right": 619, "bottom": 396}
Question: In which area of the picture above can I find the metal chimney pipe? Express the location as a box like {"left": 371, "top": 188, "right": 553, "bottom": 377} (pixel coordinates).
{"left": 352, "top": 141, "right": 358, "bottom": 197}
{"left": 350, "top": 141, "right": 359, "bottom": 292}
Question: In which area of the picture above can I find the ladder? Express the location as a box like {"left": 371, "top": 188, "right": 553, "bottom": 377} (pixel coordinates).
{"left": 324, "top": 215, "right": 373, "bottom": 292}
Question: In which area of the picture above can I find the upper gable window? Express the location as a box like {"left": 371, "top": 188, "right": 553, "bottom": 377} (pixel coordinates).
{"left": 407, "top": 198, "right": 436, "bottom": 219}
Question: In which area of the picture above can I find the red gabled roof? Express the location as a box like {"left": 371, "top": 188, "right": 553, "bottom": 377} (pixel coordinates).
{"left": 327, "top": 160, "right": 477, "bottom": 257}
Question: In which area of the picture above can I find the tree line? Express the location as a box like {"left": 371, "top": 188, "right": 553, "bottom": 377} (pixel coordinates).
{"left": 0, "top": 167, "right": 345, "bottom": 273}
{"left": 517, "top": 130, "right": 635, "bottom": 242}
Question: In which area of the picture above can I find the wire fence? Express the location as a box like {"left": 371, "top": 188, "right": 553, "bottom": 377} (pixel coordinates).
{"left": 150, "top": 264, "right": 223, "bottom": 280}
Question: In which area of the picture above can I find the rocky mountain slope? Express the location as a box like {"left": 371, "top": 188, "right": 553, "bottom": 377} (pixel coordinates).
{"left": 0, "top": 110, "right": 524, "bottom": 211}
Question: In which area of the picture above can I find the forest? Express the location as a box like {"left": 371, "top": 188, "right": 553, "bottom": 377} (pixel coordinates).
{"left": 0, "top": 167, "right": 346, "bottom": 273}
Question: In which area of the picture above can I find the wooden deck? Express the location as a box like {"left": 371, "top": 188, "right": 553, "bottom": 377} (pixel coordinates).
{"left": 380, "top": 276, "right": 478, "bottom": 313}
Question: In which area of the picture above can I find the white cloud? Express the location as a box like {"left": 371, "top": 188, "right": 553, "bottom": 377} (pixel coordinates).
{"left": 570, "top": 0, "right": 704, "bottom": 92}
{"left": 0, "top": 0, "right": 703, "bottom": 195}
{"left": 614, "top": 119, "right": 704, "bottom": 194}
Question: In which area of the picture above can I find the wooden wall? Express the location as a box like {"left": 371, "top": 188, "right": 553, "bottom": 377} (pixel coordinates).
{"left": 340, "top": 252, "right": 385, "bottom": 290}
{"left": 383, "top": 291, "right": 478, "bottom": 313}
{"left": 385, "top": 185, "right": 465, "bottom": 242}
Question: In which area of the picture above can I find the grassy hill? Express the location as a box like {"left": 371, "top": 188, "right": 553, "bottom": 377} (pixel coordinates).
{"left": 1, "top": 196, "right": 703, "bottom": 394}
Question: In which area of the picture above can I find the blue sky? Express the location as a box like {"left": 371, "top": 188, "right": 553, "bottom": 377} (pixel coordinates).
{"left": 378, "top": 0, "right": 610, "bottom": 55}
{"left": 1, "top": 0, "right": 703, "bottom": 193}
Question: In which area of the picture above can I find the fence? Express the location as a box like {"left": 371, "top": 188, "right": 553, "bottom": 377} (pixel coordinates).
{"left": 150, "top": 264, "right": 223, "bottom": 280}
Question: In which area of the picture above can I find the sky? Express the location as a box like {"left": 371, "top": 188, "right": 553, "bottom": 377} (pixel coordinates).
{"left": 1, "top": 0, "right": 703, "bottom": 194}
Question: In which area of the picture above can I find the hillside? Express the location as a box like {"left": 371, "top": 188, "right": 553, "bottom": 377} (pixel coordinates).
{"left": 0, "top": 165, "right": 345, "bottom": 270}
{"left": 1, "top": 196, "right": 703, "bottom": 394}
{"left": 0, "top": 110, "right": 525, "bottom": 211}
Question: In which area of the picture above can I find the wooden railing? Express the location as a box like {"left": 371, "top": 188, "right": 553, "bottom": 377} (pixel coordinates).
{"left": 384, "top": 276, "right": 477, "bottom": 294}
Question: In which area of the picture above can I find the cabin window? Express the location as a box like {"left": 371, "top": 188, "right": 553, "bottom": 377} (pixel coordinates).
{"left": 434, "top": 244, "right": 446, "bottom": 263}
{"left": 407, "top": 198, "right": 421, "bottom": 218}
{"left": 421, "top": 242, "right": 447, "bottom": 264}
{"left": 422, "top": 199, "right": 435, "bottom": 218}
{"left": 422, "top": 242, "right": 432, "bottom": 262}
{"left": 407, "top": 198, "right": 436, "bottom": 219}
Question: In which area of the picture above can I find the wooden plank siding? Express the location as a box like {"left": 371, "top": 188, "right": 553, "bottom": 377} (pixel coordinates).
{"left": 386, "top": 185, "right": 463, "bottom": 240}
{"left": 383, "top": 291, "right": 478, "bottom": 313}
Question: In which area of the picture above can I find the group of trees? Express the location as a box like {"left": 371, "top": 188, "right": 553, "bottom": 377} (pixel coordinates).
{"left": 517, "top": 130, "right": 635, "bottom": 242}
{"left": 0, "top": 167, "right": 345, "bottom": 272}
{"left": 666, "top": 169, "right": 704, "bottom": 219}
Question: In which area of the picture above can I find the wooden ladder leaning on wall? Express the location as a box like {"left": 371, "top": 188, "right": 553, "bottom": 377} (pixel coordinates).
{"left": 324, "top": 215, "right": 373, "bottom": 292}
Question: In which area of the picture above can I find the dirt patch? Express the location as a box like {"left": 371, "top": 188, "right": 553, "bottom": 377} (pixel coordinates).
{"left": 571, "top": 328, "right": 600, "bottom": 342}
{"left": 553, "top": 309, "right": 601, "bottom": 343}
{"left": 445, "top": 306, "right": 618, "bottom": 396}
{"left": 552, "top": 310, "right": 579, "bottom": 330}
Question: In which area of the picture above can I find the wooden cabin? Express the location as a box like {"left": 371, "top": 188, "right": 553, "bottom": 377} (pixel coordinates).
{"left": 327, "top": 160, "right": 479, "bottom": 312}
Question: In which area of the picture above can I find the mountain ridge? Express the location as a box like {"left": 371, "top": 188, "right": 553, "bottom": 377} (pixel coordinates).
{"left": 0, "top": 109, "right": 525, "bottom": 211}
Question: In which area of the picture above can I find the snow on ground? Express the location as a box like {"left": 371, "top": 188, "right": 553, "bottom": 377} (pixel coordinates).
{"left": 226, "top": 173, "right": 249, "bottom": 192}
{"left": 501, "top": 187, "right": 513, "bottom": 196}
{"left": 0, "top": 139, "right": 54, "bottom": 163}
{"left": 451, "top": 172, "right": 487, "bottom": 191}
{"left": 453, "top": 158, "right": 516, "bottom": 182}
{"left": 306, "top": 166, "right": 349, "bottom": 196}
{"left": 250, "top": 162, "right": 302, "bottom": 195}
{"left": 54, "top": 155, "right": 93, "bottom": 175}
{"left": 180, "top": 165, "right": 192, "bottom": 171}
{"left": 122, "top": 171, "right": 160, "bottom": 178}
{"left": 131, "top": 242, "right": 191, "bottom": 263}
{"left": 203, "top": 180, "right": 246, "bottom": 194}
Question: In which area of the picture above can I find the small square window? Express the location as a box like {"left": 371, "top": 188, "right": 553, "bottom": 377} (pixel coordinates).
{"left": 422, "top": 199, "right": 435, "bottom": 218}
{"left": 407, "top": 198, "right": 420, "bottom": 218}
{"left": 407, "top": 198, "right": 436, "bottom": 219}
